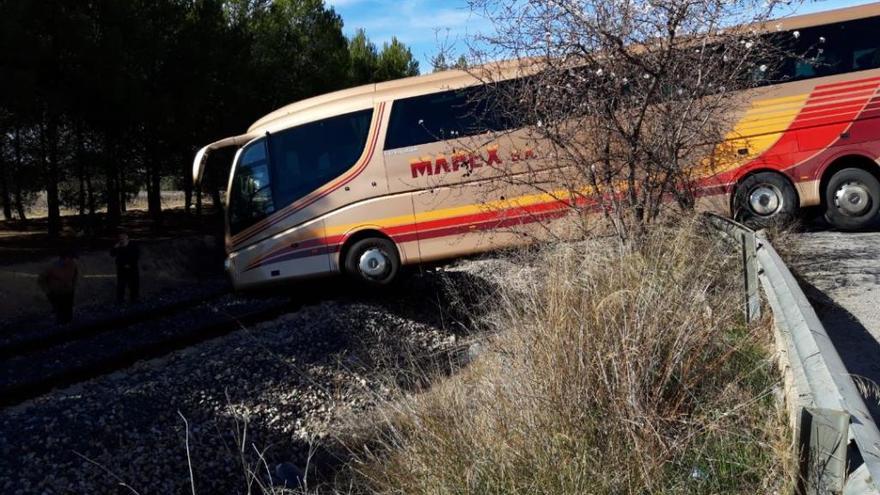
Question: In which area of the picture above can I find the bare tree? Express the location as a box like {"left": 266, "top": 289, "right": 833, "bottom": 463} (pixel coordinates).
{"left": 465, "top": 0, "right": 801, "bottom": 242}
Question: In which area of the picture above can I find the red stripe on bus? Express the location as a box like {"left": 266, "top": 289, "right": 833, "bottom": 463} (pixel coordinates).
{"left": 814, "top": 75, "right": 880, "bottom": 91}
{"left": 793, "top": 100, "right": 871, "bottom": 121}
{"left": 243, "top": 196, "right": 582, "bottom": 271}
{"left": 254, "top": 206, "right": 573, "bottom": 268}
{"left": 800, "top": 89, "right": 878, "bottom": 108}
{"left": 810, "top": 82, "right": 880, "bottom": 101}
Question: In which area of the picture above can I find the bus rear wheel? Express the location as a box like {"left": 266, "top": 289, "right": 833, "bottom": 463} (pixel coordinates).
{"left": 824, "top": 168, "right": 880, "bottom": 231}
{"left": 734, "top": 172, "right": 798, "bottom": 229}
{"left": 343, "top": 237, "right": 400, "bottom": 286}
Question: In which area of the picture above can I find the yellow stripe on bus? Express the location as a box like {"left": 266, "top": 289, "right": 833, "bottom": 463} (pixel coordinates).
{"left": 324, "top": 187, "right": 586, "bottom": 237}
{"left": 703, "top": 93, "right": 808, "bottom": 174}
{"left": 749, "top": 93, "right": 810, "bottom": 108}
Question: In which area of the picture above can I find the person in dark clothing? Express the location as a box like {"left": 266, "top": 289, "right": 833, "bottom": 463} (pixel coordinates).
{"left": 110, "top": 233, "right": 140, "bottom": 304}
{"left": 38, "top": 250, "right": 79, "bottom": 324}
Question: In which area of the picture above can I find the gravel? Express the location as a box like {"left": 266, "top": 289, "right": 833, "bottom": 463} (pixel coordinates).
{"left": 0, "top": 292, "right": 290, "bottom": 402}
{"left": 0, "top": 256, "right": 518, "bottom": 494}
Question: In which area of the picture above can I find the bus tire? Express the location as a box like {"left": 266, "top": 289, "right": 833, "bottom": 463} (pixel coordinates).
{"left": 733, "top": 172, "right": 798, "bottom": 228}
{"left": 824, "top": 167, "right": 880, "bottom": 231}
{"left": 343, "top": 237, "right": 400, "bottom": 286}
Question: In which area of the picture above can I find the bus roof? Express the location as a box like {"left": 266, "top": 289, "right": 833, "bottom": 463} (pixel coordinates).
{"left": 248, "top": 1, "right": 880, "bottom": 135}
{"left": 249, "top": 68, "right": 477, "bottom": 134}
{"left": 247, "top": 59, "right": 536, "bottom": 134}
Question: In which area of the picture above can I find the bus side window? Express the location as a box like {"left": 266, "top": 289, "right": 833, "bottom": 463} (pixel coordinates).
{"left": 854, "top": 48, "right": 880, "bottom": 71}
{"left": 851, "top": 17, "right": 880, "bottom": 71}
{"left": 778, "top": 16, "right": 880, "bottom": 82}
{"left": 268, "top": 108, "right": 373, "bottom": 211}
{"left": 385, "top": 84, "right": 519, "bottom": 150}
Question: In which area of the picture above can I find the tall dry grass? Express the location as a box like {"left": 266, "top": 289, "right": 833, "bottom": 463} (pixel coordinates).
{"left": 326, "top": 217, "right": 793, "bottom": 494}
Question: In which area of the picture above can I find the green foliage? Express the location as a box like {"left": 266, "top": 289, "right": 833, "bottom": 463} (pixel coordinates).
{"left": 349, "top": 28, "right": 379, "bottom": 83}
{"left": 377, "top": 37, "right": 421, "bottom": 81}
{"left": 0, "top": 0, "right": 421, "bottom": 231}
{"left": 431, "top": 53, "right": 468, "bottom": 72}
{"left": 348, "top": 29, "right": 421, "bottom": 84}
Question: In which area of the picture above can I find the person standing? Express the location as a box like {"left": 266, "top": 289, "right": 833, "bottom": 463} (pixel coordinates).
{"left": 110, "top": 233, "right": 140, "bottom": 304}
{"left": 38, "top": 250, "right": 80, "bottom": 324}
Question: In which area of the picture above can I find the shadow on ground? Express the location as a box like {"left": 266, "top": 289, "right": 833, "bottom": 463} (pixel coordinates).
{"left": 166, "top": 266, "right": 499, "bottom": 491}
{"left": 0, "top": 259, "right": 503, "bottom": 493}
{"left": 798, "top": 276, "right": 880, "bottom": 423}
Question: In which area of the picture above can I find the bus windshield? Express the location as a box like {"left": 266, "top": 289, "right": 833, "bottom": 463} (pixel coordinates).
{"left": 229, "top": 138, "right": 274, "bottom": 236}
{"left": 228, "top": 108, "right": 374, "bottom": 237}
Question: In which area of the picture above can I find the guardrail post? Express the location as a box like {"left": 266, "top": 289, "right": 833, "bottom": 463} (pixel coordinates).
{"left": 801, "top": 407, "right": 850, "bottom": 495}
{"left": 740, "top": 230, "right": 761, "bottom": 323}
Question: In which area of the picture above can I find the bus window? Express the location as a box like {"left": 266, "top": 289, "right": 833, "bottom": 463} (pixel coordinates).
{"left": 781, "top": 16, "right": 880, "bottom": 81}
{"left": 268, "top": 109, "right": 373, "bottom": 210}
{"left": 385, "top": 83, "right": 520, "bottom": 150}
{"left": 386, "top": 90, "right": 472, "bottom": 149}
{"left": 229, "top": 139, "right": 274, "bottom": 235}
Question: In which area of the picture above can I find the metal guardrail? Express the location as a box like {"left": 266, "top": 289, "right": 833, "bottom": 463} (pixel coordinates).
{"left": 706, "top": 213, "right": 880, "bottom": 495}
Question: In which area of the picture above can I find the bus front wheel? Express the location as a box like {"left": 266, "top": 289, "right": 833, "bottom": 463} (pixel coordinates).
{"left": 343, "top": 237, "right": 400, "bottom": 286}
{"left": 824, "top": 168, "right": 880, "bottom": 231}
{"left": 733, "top": 172, "right": 798, "bottom": 229}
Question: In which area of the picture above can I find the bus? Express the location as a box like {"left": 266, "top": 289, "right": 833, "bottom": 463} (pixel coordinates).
{"left": 193, "top": 3, "right": 880, "bottom": 289}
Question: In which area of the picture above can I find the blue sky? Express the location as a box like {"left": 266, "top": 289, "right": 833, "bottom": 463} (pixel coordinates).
{"left": 327, "top": 0, "right": 877, "bottom": 72}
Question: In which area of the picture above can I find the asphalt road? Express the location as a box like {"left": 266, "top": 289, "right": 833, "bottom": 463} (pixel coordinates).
{"left": 788, "top": 228, "right": 880, "bottom": 418}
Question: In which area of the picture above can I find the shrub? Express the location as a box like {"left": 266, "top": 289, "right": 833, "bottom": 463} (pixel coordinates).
{"left": 320, "top": 217, "right": 794, "bottom": 494}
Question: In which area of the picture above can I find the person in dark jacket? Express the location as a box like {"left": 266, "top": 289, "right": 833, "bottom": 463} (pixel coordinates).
{"left": 110, "top": 233, "right": 140, "bottom": 304}
{"left": 38, "top": 250, "right": 79, "bottom": 324}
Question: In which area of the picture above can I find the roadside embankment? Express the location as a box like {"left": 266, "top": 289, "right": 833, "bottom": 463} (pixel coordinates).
{"left": 0, "top": 219, "right": 794, "bottom": 494}
{"left": 0, "top": 259, "right": 506, "bottom": 493}
{"left": 319, "top": 220, "right": 794, "bottom": 494}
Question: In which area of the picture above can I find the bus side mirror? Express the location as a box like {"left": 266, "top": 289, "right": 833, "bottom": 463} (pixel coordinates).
{"left": 192, "top": 146, "right": 210, "bottom": 186}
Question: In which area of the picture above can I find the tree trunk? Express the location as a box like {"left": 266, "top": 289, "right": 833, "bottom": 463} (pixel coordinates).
{"left": 210, "top": 187, "right": 222, "bottom": 218}
{"left": 13, "top": 185, "right": 25, "bottom": 220}
{"left": 13, "top": 129, "right": 25, "bottom": 220}
{"left": 86, "top": 174, "right": 96, "bottom": 215}
{"left": 119, "top": 162, "right": 127, "bottom": 214}
{"left": 146, "top": 141, "right": 162, "bottom": 226}
{"left": 44, "top": 115, "right": 62, "bottom": 238}
{"left": 0, "top": 158, "right": 12, "bottom": 221}
{"left": 78, "top": 173, "right": 86, "bottom": 216}
{"left": 104, "top": 133, "right": 121, "bottom": 230}
{"left": 85, "top": 172, "right": 97, "bottom": 234}
{"left": 148, "top": 168, "right": 162, "bottom": 225}
{"left": 76, "top": 125, "right": 86, "bottom": 217}
{"left": 184, "top": 164, "right": 193, "bottom": 214}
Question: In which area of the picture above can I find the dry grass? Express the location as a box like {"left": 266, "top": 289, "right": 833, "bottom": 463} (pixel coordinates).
{"left": 312, "top": 217, "right": 794, "bottom": 494}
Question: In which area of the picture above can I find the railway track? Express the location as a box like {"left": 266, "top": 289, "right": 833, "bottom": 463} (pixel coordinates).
{"left": 0, "top": 288, "right": 232, "bottom": 359}
{"left": 0, "top": 292, "right": 297, "bottom": 408}
{"left": 0, "top": 269, "right": 447, "bottom": 409}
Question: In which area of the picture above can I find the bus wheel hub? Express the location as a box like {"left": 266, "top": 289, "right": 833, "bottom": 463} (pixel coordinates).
{"left": 359, "top": 249, "right": 388, "bottom": 278}
{"left": 749, "top": 185, "right": 781, "bottom": 216}
{"left": 835, "top": 182, "right": 870, "bottom": 215}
